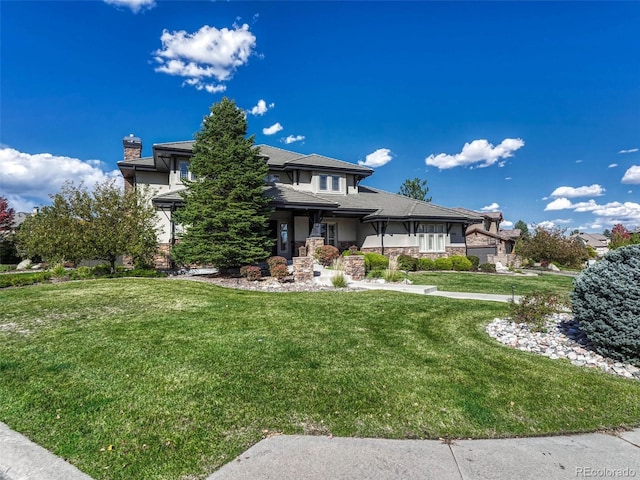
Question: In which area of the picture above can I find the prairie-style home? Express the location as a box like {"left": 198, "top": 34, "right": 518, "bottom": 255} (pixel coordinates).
{"left": 117, "top": 135, "right": 482, "bottom": 268}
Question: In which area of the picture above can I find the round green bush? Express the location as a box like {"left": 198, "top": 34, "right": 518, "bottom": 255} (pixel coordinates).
{"left": 417, "top": 258, "right": 435, "bottom": 271}
{"left": 396, "top": 254, "right": 417, "bottom": 271}
{"left": 364, "top": 252, "right": 389, "bottom": 272}
{"left": 571, "top": 245, "right": 640, "bottom": 366}
{"left": 466, "top": 255, "right": 480, "bottom": 271}
{"left": 450, "top": 255, "right": 472, "bottom": 271}
{"left": 479, "top": 263, "right": 496, "bottom": 273}
{"left": 433, "top": 257, "right": 453, "bottom": 271}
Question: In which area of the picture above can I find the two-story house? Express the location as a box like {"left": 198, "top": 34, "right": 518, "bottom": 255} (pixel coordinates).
{"left": 117, "top": 135, "right": 482, "bottom": 268}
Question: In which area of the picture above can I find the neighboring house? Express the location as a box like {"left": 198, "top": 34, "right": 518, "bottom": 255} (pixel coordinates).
{"left": 571, "top": 232, "right": 610, "bottom": 257}
{"left": 453, "top": 208, "right": 520, "bottom": 264}
{"left": 117, "top": 136, "right": 482, "bottom": 268}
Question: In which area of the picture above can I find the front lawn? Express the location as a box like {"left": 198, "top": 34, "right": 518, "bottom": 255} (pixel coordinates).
{"left": 409, "top": 271, "right": 575, "bottom": 296}
{"left": 0, "top": 278, "right": 637, "bottom": 480}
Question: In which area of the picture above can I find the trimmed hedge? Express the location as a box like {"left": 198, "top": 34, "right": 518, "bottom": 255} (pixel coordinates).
{"left": 433, "top": 257, "right": 453, "bottom": 271}
{"left": 364, "top": 253, "right": 389, "bottom": 272}
{"left": 417, "top": 258, "right": 435, "bottom": 271}
{"left": 451, "top": 255, "right": 472, "bottom": 271}
{"left": 396, "top": 255, "right": 418, "bottom": 271}
{"left": 571, "top": 245, "right": 640, "bottom": 366}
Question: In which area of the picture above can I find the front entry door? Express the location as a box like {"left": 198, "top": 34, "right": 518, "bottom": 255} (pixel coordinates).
{"left": 277, "top": 221, "right": 290, "bottom": 258}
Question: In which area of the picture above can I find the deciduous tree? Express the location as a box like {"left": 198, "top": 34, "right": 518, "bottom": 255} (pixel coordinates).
{"left": 0, "top": 196, "right": 15, "bottom": 232}
{"left": 16, "top": 179, "right": 158, "bottom": 272}
{"left": 515, "top": 225, "right": 588, "bottom": 268}
{"left": 171, "top": 98, "right": 273, "bottom": 269}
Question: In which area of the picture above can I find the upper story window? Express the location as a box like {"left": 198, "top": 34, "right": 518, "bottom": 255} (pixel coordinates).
{"left": 318, "top": 174, "right": 341, "bottom": 193}
{"left": 178, "top": 160, "right": 196, "bottom": 181}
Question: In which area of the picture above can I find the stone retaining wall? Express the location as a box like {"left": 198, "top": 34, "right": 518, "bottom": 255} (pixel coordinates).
{"left": 342, "top": 255, "right": 365, "bottom": 280}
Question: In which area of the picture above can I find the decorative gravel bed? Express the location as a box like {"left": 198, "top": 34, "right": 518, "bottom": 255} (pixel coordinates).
{"left": 168, "top": 274, "right": 360, "bottom": 292}
{"left": 486, "top": 313, "right": 640, "bottom": 380}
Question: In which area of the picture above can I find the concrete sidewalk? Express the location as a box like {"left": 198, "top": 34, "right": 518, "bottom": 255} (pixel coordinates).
{"left": 207, "top": 431, "right": 640, "bottom": 480}
{"left": 2, "top": 419, "right": 638, "bottom": 480}
{"left": 314, "top": 265, "right": 520, "bottom": 303}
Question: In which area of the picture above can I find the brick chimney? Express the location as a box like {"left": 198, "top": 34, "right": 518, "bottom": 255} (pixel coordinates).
{"left": 123, "top": 134, "right": 142, "bottom": 160}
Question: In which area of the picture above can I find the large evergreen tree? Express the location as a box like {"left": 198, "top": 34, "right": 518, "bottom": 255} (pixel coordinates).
{"left": 398, "top": 177, "right": 432, "bottom": 202}
{"left": 171, "top": 98, "right": 273, "bottom": 269}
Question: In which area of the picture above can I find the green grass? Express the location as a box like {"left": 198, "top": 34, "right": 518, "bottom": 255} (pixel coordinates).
{"left": 410, "top": 271, "right": 575, "bottom": 296}
{"left": 0, "top": 278, "right": 638, "bottom": 480}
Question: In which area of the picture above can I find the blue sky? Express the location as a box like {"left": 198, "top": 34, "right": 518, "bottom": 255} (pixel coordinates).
{"left": 1, "top": 0, "right": 639, "bottom": 232}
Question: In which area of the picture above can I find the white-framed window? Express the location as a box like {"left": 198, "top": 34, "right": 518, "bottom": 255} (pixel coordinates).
{"left": 418, "top": 224, "right": 447, "bottom": 252}
{"left": 318, "top": 174, "right": 341, "bottom": 192}
{"left": 178, "top": 160, "right": 196, "bottom": 181}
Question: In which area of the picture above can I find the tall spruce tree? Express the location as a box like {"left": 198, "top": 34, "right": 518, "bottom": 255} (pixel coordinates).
{"left": 172, "top": 98, "right": 273, "bottom": 269}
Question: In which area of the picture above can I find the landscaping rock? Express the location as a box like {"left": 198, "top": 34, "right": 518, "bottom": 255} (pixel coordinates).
{"left": 486, "top": 314, "right": 640, "bottom": 380}
{"left": 548, "top": 263, "right": 561, "bottom": 272}
{"left": 16, "top": 259, "right": 32, "bottom": 270}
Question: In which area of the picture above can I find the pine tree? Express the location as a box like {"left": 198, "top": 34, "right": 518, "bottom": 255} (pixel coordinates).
{"left": 398, "top": 177, "right": 432, "bottom": 202}
{"left": 172, "top": 98, "right": 273, "bottom": 269}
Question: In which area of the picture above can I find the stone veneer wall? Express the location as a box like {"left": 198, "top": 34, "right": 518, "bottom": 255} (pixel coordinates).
{"left": 488, "top": 253, "right": 522, "bottom": 268}
{"left": 305, "top": 237, "right": 325, "bottom": 259}
{"left": 293, "top": 256, "right": 314, "bottom": 283}
{"left": 342, "top": 255, "right": 365, "bottom": 280}
{"left": 360, "top": 246, "right": 466, "bottom": 260}
{"left": 153, "top": 243, "right": 172, "bottom": 270}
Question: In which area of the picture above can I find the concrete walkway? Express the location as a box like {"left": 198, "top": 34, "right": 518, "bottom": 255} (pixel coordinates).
{"left": 207, "top": 431, "right": 640, "bottom": 480}
{"left": 3, "top": 420, "right": 638, "bottom": 480}
{"left": 314, "top": 265, "right": 520, "bottom": 303}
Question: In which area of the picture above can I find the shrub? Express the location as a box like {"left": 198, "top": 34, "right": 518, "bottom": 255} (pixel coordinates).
{"left": 466, "top": 255, "right": 480, "bottom": 271}
{"left": 479, "top": 263, "right": 496, "bottom": 273}
{"left": 364, "top": 253, "right": 389, "bottom": 272}
{"left": 118, "top": 268, "right": 163, "bottom": 278}
{"left": 50, "top": 262, "right": 67, "bottom": 278}
{"left": 417, "top": 258, "right": 435, "bottom": 271}
{"left": 270, "top": 263, "right": 289, "bottom": 282}
{"left": 384, "top": 268, "right": 405, "bottom": 283}
{"left": 510, "top": 291, "right": 569, "bottom": 332}
{"left": 366, "top": 269, "right": 385, "bottom": 279}
{"left": 245, "top": 266, "right": 261, "bottom": 281}
{"left": 92, "top": 264, "right": 112, "bottom": 277}
{"left": 396, "top": 255, "right": 417, "bottom": 271}
{"left": 331, "top": 273, "right": 348, "bottom": 288}
{"left": 451, "top": 255, "right": 472, "bottom": 271}
{"left": 0, "top": 271, "right": 52, "bottom": 288}
{"left": 70, "top": 266, "right": 93, "bottom": 280}
{"left": 571, "top": 245, "right": 640, "bottom": 365}
{"left": 433, "top": 257, "right": 452, "bottom": 271}
{"left": 314, "top": 245, "right": 340, "bottom": 267}
{"left": 267, "top": 256, "right": 287, "bottom": 270}
{"left": 239, "top": 265, "right": 251, "bottom": 277}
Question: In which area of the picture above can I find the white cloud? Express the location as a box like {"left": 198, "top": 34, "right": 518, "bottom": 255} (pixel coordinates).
{"left": 622, "top": 165, "right": 640, "bottom": 184}
{"left": 618, "top": 148, "right": 639, "bottom": 154}
{"left": 544, "top": 194, "right": 640, "bottom": 225}
{"left": 425, "top": 138, "right": 524, "bottom": 170}
{"left": 537, "top": 220, "right": 556, "bottom": 229}
{"left": 609, "top": 163, "right": 618, "bottom": 168}
{"left": 104, "top": 0, "right": 155, "bottom": 13}
{"left": 480, "top": 202, "right": 500, "bottom": 212}
{"left": 549, "top": 184, "right": 605, "bottom": 198}
{"left": 263, "top": 122, "right": 283, "bottom": 135}
{"left": 282, "top": 135, "right": 305, "bottom": 144}
{"left": 358, "top": 148, "right": 393, "bottom": 168}
{"left": 0, "top": 147, "right": 121, "bottom": 212}
{"left": 501, "top": 220, "right": 513, "bottom": 228}
{"left": 545, "top": 198, "right": 573, "bottom": 211}
{"left": 576, "top": 159, "right": 583, "bottom": 164}
{"left": 154, "top": 23, "right": 256, "bottom": 93}
{"left": 505, "top": 177, "right": 512, "bottom": 181}
{"left": 249, "top": 99, "right": 274, "bottom": 116}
